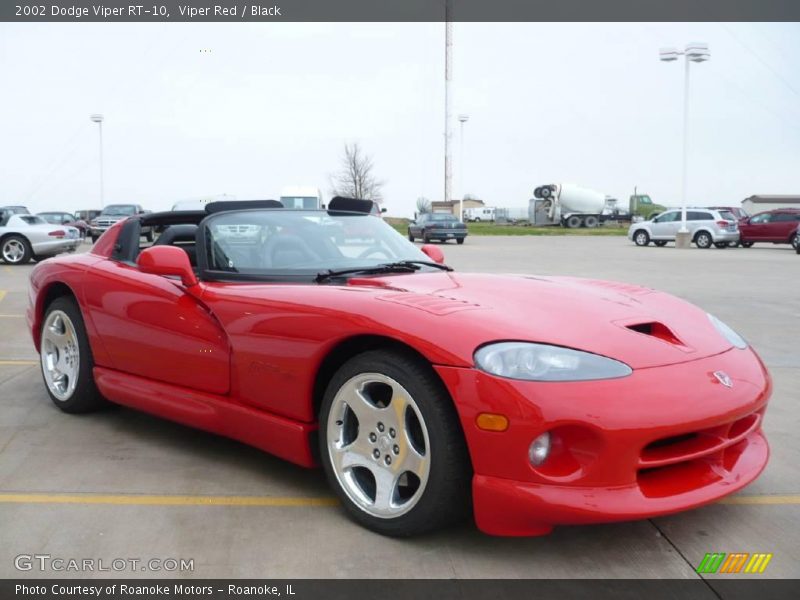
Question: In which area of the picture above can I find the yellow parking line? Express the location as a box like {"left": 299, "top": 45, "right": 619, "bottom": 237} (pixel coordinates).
{"left": 720, "top": 494, "right": 800, "bottom": 505}
{"left": 0, "top": 360, "right": 38, "bottom": 366}
{"left": 0, "top": 492, "right": 339, "bottom": 507}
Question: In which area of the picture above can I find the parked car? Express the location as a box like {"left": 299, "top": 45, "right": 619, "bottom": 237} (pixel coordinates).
{"left": 795, "top": 229, "right": 800, "bottom": 255}
{"left": 1, "top": 205, "right": 31, "bottom": 219}
{"left": 27, "top": 202, "right": 770, "bottom": 537}
{"left": 90, "top": 204, "right": 153, "bottom": 243}
{"left": 408, "top": 213, "right": 468, "bottom": 244}
{"left": 628, "top": 208, "right": 739, "bottom": 248}
{"left": 0, "top": 213, "right": 80, "bottom": 264}
{"left": 38, "top": 211, "right": 89, "bottom": 239}
{"left": 738, "top": 208, "right": 800, "bottom": 250}
{"left": 75, "top": 209, "right": 102, "bottom": 223}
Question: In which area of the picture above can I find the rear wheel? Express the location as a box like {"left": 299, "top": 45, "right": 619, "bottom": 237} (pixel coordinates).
{"left": 633, "top": 230, "right": 650, "bottom": 246}
{"left": 565, "top": 215, "right": 582, "bottom": 229}
{"left": 791, "top": 235, "right": 799, "bottom": 251}
{"left": 456, "top": 238, "right": 465, "bottom": 245}
{"left": 40, "top": 297, "right": 107, "bottom": 413}
{"left": 1, "top": 235, "right": 32, "bottom": 265}
{"left": 422, "top": 233, "right": 430, "bottom": 244}
{"left": 714, "top": 242, "right": 729, "bottom": 249}
{"left": 695, "top": 231, "right": 713, "bottom": 249}
{"left": 740, "top": 241, "right": 754, "bottom": 248}
{"left": 654, "top": 240, "right": 668, "bottom": 247}
{"left": 584, "top": 215, "right": 600, "bottom": 228}
{"left": 319, "top": 350, "right": 471, "bottom": 536}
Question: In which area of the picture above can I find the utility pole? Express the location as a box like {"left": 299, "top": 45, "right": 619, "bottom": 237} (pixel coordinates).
{"left": 444, "top": 1, "right": 453, "bottom": 212}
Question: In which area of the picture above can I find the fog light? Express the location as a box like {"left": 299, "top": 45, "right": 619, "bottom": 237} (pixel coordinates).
{"left": 528, "top": 432, "right": 551, "bottom": 466}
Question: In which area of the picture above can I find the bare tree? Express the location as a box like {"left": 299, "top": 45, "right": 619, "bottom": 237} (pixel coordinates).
{"left": 330, "top": 143, "right": 384, "bottom": 202}
{"left": 416, "top": 197, "right": 432, "bottom": 214}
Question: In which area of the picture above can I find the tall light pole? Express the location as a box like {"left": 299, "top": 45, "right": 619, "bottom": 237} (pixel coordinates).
{"left": 659, "top": 43, "right": 710, "bottom": 248}
{"left": 444, "top": 3, "right": 453, "bottom": 212}
{"left": 90, "top": 113, "right": 105, "bottom": 208}
{"left": 458, "top": 114, "right": 469, "bottom": 221}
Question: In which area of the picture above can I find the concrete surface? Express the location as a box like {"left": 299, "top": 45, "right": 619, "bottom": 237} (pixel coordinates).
{"left": 0, "top": 237, "right": 797, "bottom": 580}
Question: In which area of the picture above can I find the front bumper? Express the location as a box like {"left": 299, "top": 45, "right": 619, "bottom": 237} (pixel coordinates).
{"left": 425, "top": 229, "right": 467, "bottom": 240}
{"left": 434, "top": 347, "right": 771, "bottom": 536}
{"left": 31, "top": 238, "right": 81, "bottom": 257}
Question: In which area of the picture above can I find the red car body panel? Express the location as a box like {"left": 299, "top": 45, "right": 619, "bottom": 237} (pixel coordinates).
{"left": 26, "top": 220, "right": 771, "bottom": 535}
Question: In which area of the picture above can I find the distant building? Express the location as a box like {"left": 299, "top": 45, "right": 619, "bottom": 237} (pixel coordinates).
{"left": 742, "top": 195, "right": 800, "bottom": 214}
{"left": 431, "top": 198, "right": 485, "bottom": 216}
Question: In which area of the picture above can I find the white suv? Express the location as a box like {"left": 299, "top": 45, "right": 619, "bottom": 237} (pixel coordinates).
{"left": 628, "top": 208, "right": 740, "bottom": 249}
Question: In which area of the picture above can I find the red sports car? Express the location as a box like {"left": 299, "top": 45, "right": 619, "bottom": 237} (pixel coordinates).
{"left": 27, "top": 200, "right": 771, "bottom": 537}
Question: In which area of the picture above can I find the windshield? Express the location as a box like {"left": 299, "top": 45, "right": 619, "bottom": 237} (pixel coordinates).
{"left": 428, "top": 214, "right": 457, "bottom": 222}
{"left": 102, "top": 205, "right": 137, "bottom": 216}
{"left": 203, "top": 210, "right": 431, "bottom": 276}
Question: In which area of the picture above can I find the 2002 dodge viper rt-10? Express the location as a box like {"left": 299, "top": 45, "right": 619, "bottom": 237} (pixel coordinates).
{"left": 27, "top": 199, "right": 770, "bottom": 536}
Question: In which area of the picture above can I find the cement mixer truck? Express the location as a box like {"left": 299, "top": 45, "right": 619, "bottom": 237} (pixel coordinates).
{"left": 529, "top": 183, "right": 665, "bottom": 228}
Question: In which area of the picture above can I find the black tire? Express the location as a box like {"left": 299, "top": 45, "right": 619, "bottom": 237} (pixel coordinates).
{"left": 91, "top": 235, "right": 99, "bottom": 244}
{"left": 456, "top": 238, "right": 465, "bottom": 245}
{"left": 40, "top": 296, "right": 107, "bottom": 414}
{"left": 633, "top": 230, "right": 650, "bottom": 246}
{"left": 565, "top": 215, "right": 582, "bottom": 229}
{"left": 695, "top": 231, "right": 713, "bottom": 249}
{"left": 654, "top": 240, "right": 668, "bottom": 247}
{"left": 474, "top": 217, "right": 481, "bottom": 222}
{"left": 584, "top": 215, "right": 600, "bottom": 228}
{"left": 796, "top": 243, "right": 800, "bottom": 255}
{"left": 422, "top": 233, "right": 431, "bottom": 244}
{"left": 791, "top": 235, "right": 799, "bottom": 251}
{"left": 319, "top": 349, "right": 471, "bottom": 537}
{"left": 714, "top": 242, "right": 729, "bottom": 249}
{"left": 740, "top": 241, "right": 754, "bottom": 248}
{"left": 1, "top": 234, "right": 32, "bottom": 265}
{"left": 407, "top": 231, "right": 414, "bottom": 242}
{"left": 144, "top": 229, "right": 154, "bottom": 243}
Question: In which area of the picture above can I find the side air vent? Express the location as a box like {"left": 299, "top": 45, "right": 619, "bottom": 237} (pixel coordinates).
{"left": 626, "top": 322, "right": 684, "bottom": 346}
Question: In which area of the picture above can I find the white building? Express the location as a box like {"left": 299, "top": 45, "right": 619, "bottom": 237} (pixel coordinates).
{"left": 742, "top": 195, "right": 800, "bottom": 214}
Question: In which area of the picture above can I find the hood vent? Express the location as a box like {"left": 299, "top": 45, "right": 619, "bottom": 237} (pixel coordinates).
{"left": 626, "top": 322, "right": 684, "bottom": 346}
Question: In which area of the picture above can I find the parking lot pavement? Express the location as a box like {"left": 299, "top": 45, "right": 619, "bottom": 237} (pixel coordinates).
{"left": 0, "top": 237, "right": 798, "bottom": 580}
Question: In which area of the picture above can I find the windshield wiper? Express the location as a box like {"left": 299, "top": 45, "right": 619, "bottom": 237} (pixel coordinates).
{"left": 315, "top": 260, "right": 452, "bottom": 283}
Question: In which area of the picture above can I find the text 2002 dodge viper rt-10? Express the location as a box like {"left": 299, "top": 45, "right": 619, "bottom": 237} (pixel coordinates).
{"left": 27, "top": 199, "right": 770, "bottom": 536}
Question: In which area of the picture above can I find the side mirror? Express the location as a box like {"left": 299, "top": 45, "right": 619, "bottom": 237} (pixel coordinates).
{"left": 420, "top": 244, "right": 445, "bottom": 264}
{"left": 137, "top": 246, "right": 198, "bottom": 288}
{"left": 381, "top": 207, "right": 387, "bottom": 213}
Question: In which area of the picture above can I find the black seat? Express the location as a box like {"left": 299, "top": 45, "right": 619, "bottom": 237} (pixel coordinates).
{"left": 153, "top": 224, "right": 198, "bottom": 266}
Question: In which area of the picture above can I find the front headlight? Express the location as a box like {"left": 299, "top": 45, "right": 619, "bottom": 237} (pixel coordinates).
{"left": 474, "top": 342, "right": 632, "bottom": 382}
{"left": 708, "top": 314, "right": 747, "bottom": 349}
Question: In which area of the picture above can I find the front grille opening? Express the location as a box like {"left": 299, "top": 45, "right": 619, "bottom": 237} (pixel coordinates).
{"left": 645, "top": 432, "right": 698, "bottom": 451}
{"left": 626, "top": 322, "right": 684, "bottom": 346}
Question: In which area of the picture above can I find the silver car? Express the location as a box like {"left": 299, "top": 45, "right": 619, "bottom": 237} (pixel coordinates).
{"left": 628, "top": 208, "right": 740, "bottom": 249}
{"left": 0, "top": 213, "right": 81, "bottom": 265}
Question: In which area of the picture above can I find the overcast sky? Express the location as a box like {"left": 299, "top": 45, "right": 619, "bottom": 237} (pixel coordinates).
{"left": 1, "top": 22, "right": 798, "bottom": 217}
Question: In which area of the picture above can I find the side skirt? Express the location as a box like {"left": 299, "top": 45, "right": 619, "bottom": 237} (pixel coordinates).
{"left": 94, "top": 367, "right": 317, "bottom": 468}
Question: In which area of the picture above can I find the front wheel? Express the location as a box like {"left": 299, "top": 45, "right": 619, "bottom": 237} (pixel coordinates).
{"left": 40, "top": 296, "right": 107, "bottom": 413}
{"left": 654, "top": 240, "right": 668, "bottom": 247}
{"left": 1, "top": 235, "right": 32, "bottom": 265}
{"left": 791, "top": 236, "right": 799, "bottom": 251}
{"left": 319, "top": 350, "right": 471, "bottom": 536}
{"left": 740, "top": 241, "right": 754, "bottom": 248}
{"left": 633, "top": 230, "right": 650, "bottom": 246}
{"left": 714, "top": 242, "right": 729, "bottom": 249}
{"left": 407, "top": 231, "right": 414, "bottom": 242}
{"left": 695, "top": 231, "right": 713, "bottom": 249}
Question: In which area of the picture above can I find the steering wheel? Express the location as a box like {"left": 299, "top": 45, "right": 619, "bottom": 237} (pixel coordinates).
{"left": 357, "top": 245, "right": 391, "bottom": 260}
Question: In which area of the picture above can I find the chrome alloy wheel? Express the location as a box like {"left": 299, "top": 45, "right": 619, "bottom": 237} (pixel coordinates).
{"left": 326, "top": 373, "right": 431, "bottom": 519}
{"left": 2, "top": 239, "right": 26, "bottom": 263}
{"left": 41, "top": 310, "right": 80, "bottom": 401}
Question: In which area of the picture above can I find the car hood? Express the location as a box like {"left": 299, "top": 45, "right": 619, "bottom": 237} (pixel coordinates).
{"left": 345, "top": 272, "right": 733, "bottom": 369}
